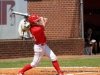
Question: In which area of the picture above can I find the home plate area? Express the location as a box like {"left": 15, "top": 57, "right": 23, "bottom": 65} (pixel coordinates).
{"left": 0, "top": 67, "right": 100, "bottom": 75}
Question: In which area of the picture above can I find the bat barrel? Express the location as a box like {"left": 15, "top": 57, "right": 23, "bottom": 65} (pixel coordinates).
{"left": 11, "top": 9, "right": 30, "bottom": 17}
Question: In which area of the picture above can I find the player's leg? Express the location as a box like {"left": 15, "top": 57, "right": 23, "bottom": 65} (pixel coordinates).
{"left": 44, "top": 44, "right": 64, "bottom": 75}
{"left": 17, "top": 44, "right": 44, "bottom": 75}
{"left": 30, "top": 51, "right": 44, "bottom": 67}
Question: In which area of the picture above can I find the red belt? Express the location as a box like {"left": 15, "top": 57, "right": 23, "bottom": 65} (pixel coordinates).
{"left": 40, "top": 44, "right": 45, "bottom": 46}
{"left": 36, "top": 43, "right": 45, "bottom": 46}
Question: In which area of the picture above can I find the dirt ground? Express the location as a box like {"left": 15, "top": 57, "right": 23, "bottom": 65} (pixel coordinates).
{"left": 1, "top": 67, "right": 100, "bottom": 75}
{"left": 1, "top": 55, "right": 100, "bottom": 75}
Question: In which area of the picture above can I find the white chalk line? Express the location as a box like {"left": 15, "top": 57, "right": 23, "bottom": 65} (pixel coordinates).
{"left": 66, "top": 72, "right": 96, "bottom": 75}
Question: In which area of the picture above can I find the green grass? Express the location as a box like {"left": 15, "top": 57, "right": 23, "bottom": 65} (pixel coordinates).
{"left": 58, "top": 58, "right": 100, "bottom": 67}
{"left": 0, "top": 58, "right": 100, "bottom": 68}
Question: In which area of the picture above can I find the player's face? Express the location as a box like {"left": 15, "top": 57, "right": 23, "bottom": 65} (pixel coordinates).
{"left": 36, "top": 20, "right": 42, "bottom": 25}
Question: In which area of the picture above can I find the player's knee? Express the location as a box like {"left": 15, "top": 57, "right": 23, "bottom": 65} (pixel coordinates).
{"left": 50, "top": 56, "right": 57, "bottom": 61}
{"left": 30, "top": 61, "right": 39, "bottom": 68}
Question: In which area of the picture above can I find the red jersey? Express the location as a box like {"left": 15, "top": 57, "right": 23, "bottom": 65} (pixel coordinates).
{"left": 30, "top": 25, "right": 46, "bottom": 44}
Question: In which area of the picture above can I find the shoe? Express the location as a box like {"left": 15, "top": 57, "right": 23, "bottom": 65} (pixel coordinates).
{"left": 58, "top": 71, "right": 64, "bottom": 75}
{"left": 58, "top": 73, "right": 64, "bottom": 75}
{"left": 17, "top": 72, "right": 24, "bottom": 75}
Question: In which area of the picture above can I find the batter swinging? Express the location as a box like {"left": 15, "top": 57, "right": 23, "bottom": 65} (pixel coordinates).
{"left": 17, "top": 14, "right": 64, "bottom": 75}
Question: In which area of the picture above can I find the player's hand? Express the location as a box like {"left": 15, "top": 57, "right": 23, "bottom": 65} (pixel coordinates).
{"left": 44, "top": 18, "right": 48, "bottom": 22}
{"left": 22, "top": 25, "right": 30, "bottom": 32}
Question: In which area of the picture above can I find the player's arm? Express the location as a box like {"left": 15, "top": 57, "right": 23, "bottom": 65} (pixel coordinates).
{"left": 40, "top": 17, "right": 48, "bottom": 27}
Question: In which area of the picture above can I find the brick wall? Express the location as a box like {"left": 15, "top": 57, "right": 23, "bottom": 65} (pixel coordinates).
{"left": 28, "top": 0, "right": 81, "bottom": 39}
{"left": 0, "top": 38, "right": 84, "bottom": 59}
{"left": 0, "top": 40, "right": 34, "bottom": 59}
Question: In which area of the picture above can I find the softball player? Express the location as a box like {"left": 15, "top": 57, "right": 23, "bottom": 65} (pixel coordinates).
{"left": 17, "top": 14, "right": 64, "bottom": 75}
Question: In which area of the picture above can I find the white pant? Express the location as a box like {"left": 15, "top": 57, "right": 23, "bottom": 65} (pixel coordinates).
{"left": 30, "top": 44, "right": 57, "bottom": 67}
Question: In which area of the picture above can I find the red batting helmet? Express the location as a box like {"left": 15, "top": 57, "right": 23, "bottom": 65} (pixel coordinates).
{"left": 28, "top": 14, "right": 40, "bottom": 24}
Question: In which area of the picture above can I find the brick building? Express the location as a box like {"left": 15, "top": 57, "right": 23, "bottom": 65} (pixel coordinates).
{"left": 2, "top": 0, "right": 100, "bottom": 59}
